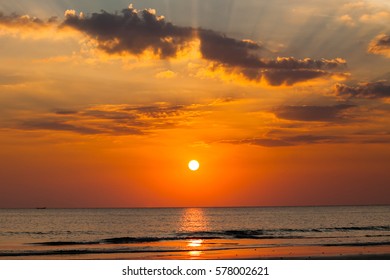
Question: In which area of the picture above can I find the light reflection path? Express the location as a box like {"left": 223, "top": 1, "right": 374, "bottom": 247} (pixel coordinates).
{"left": 178, "top": 208, "right": 209, "bottom": 258}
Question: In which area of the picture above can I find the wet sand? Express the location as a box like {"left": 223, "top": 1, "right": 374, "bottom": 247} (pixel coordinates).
{"left": 2, "top": 240, "right": 389, "bottom": 260}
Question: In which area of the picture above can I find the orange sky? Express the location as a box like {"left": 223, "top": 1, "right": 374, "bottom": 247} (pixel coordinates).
{"left": 0, "top": 0, "right": 390, "bottom": 207}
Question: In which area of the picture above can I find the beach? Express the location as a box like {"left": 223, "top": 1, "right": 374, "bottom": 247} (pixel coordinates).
{"left": 2, "top": 240, "right": 389, "bottom": 260}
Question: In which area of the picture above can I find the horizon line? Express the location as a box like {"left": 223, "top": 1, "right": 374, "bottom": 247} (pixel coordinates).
{"left": 1, "top": 203, "right": 389, "bottom": 210}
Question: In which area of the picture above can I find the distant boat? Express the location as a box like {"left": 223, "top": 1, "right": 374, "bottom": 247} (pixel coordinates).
{"left": 36, "top": 207, "right": 47, "bottom": 209}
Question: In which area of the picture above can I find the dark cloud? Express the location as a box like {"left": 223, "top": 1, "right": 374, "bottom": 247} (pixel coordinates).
{"left": 55, "top": 110, "right": 79, "bottom": 115}
{"left": 124, "top": 104, "right": 186, "bottom": 118}
{"left": 198, "top": 28, "right": 346, "bottom": 85}
{"left": 273, "top": 104, "right": 355, "bottom": 122}
{"left": 241, "top": 138, "right": 291, "bottom": 147}
{"left": 198, "top": 30, "right": 263, "bottom": 68}
{"left": 0, "top": 7, "right": 348, "bottom": 86}
{"left": 263, "top": 57, "right": 346, "bottom": 70}
{"left": 61, "top": 6, "right": 347, "bottom": 85}
{"left": 0, "top": 6, "right": 348, "bottom": 86}
{"left": 352, "top": 131, "right": 390, "bottom": 144}
{"left": 20, "top": 117, "right": 145, "bottom": 136}
{"left": 335, "top": 82, "right": 390, "bottom": 99}
{"left": 353, "top": 131, "right": 390, "bottom": 136}
{"left": 283, "top": 134, "right": 341, "bottom": 143}
{"left": 16, "top": 103, "right": 202, "bottom": 135}
{"left": 222, "top": 134, "right": 343, "bottom": 147}
{"left": 221, "top": 128, "right": 390, "bottom": 147}
{"left": 200, "top": 40, "right": 346, "bottom": 70}
{"left": 81, "top": 109, "right": 139, "bottom": 121}
{"left": 262, "top": 69, "right": 329, "bottom": 86}
{"left": 62, "top": 7, "right": 193, "bottom": 58}
{"left": 368, "top": 34, "right": 390, "bottom": 58}
{"left": 362, "top": 138, "right": 390, "bottom": 144}
{"left": 20, "top": 120, "right": 104, "bottom": 135}
{"left": 0, "top": 12, "right": 55, "bottom": 28}
{"left": 221, "top": 138, "right": 290, "bottom": 147}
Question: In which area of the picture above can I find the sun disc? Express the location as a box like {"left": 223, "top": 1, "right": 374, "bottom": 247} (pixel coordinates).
{"left": 188, "top": 160, "right": 199, "bottom": 171}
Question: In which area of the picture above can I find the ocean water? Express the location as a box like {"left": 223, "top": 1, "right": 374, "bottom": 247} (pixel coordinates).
{"left": 0, "top": 206, "right": 389, "bottom": 259}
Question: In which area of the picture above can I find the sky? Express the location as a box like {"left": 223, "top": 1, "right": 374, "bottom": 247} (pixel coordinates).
{"left": 0, "top": 0, "right": 389, "bottom": 208}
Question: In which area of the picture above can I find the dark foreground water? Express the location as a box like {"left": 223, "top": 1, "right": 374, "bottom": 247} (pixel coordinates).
{"left": 0, "top": 206, "right": 389, "bottom": 259}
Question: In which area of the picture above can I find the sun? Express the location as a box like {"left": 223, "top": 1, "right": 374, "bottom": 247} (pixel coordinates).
{"left": 188, "top": 160, "right": 200, "bottom": 171}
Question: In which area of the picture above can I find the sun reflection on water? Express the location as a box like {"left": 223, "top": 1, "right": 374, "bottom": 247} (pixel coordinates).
{"left": 188, "top": 239, "right": 203, "bottom": 247}
{"left": 179, "top": 208, "right": 209, "bottom": 258}
{"left": 179, "top": 208, "right": 209, "bottom": 232}
{"left": 188, "top": 250, "right": 202, "bottom": 257}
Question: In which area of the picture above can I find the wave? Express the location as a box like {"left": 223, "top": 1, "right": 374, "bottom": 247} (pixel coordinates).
{"left": 321, "top": 226, "right": 390, "bottom": 232}
{"left": 176, "top": 226, "right": 390, "bottom": 239}
{"left": 29, "top": 231, "right": 390, "bottom": 248}
{"left": 31, "top": 230, "right": 308, "bottom": 247}
{"left": 0, "top": 248, "right": 186, "bottom": 257}
{"left": 273, "top": 225, "right": 390, "bottom": 233}
{"left": 324, "top": 241, "right": 390, "bottom": 247}
{"left": 5, "top": 225, "right": 387, "bottom": 240}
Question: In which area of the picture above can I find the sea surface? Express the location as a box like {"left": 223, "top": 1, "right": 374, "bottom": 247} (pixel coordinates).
{"left": 0, "top": 206, "right": 389, "bottom": 259}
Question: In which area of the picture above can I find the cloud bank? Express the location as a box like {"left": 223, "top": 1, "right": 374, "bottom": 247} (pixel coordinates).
{"left": 60, "top": 6, "right": 348, "bottom": 86}
{"left": 16, "top": 103, "right": 202, "bottom": 136}
{"left": 0, "top": 5, "right": 349, "bottom": 86}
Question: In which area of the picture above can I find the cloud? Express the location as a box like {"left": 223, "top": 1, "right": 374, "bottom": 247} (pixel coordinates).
{"left": 221, "top": 134, "right": 343, "bottom": 147}
{"left": 61, "top": 6, "right": 347, "bottom": 86}
{"left": 220, "top": 123, "right": 390, "bottom": 147}
{"left": 54, "top": 110, "right": 79, "bottom": 115}
{"left": 335, "top": 81, "right": 390, "bottom": 99}
{"left": 196, "top": 58, "right": 347, "bottom": 86}
{"left": 338, "top": 14, "right": 355, "bottom": 27}
{"left": 20, "top": 120, "right": 106, "bottom": 135}
{"left": 0, "top": 12, "right": 56, "bottom": 26}
{"left": 341, "top": 1, "right": 390, "bottom": 23}
{"left": 198, "top": 30, "right": 263, "bottom": 68}
{"left": 197, "top": 28, "right": 346, "bottom": 85}
{"left": 197, "top": 33, "right": 347, "bottom": 86}
{"left": 359, "top": 11, "right": 390, "bottom": 24}
{"left": 273, "top": 104, "right": 356, "bottom": 122}
{"left": 342, "top": 2, "right": 366, "bottom": 10}
{"left": 368, "top": 34, "right": 390, "bottom": 58}
{"left": 0, "top": 5, "right": 348, "bottom": 86}
{"left": 0, "top": 12, "right": 60, "bottom": 39}
{"left": 15, "top": 103, "right": 203, "bottom": 136}
{"left": 263, "top": 57, "right": 346, "bottom": 70}
{"left": 262, "top": 69, "right": 336, "bottom": 86}
{"left": 155, "top": 70, "right": 177, "bottom": 79}
{"left": 223, "top": 138, "right": 290, "bottom": 147}
{"left": 284, "top": 134, "right": 341, "bottom": 143}
{"left": 62, "top": 7, "right": 194, "bottom": 58}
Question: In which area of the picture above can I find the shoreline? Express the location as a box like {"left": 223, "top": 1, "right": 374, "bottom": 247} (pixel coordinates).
{"left": 1, "top": 244, "right": 389, "bottom": 260}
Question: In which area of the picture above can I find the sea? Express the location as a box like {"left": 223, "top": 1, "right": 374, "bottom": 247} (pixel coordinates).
{"left": 0, "top": 206, "right": 389, "bottom": 259}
